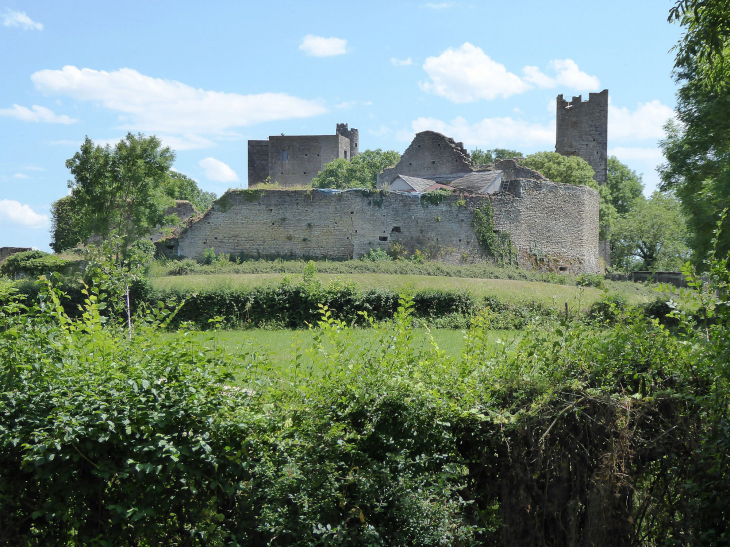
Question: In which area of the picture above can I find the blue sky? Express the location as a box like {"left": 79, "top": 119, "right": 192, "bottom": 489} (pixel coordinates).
{"left": 1, "top": 0, "right": 682, "bottom": 250}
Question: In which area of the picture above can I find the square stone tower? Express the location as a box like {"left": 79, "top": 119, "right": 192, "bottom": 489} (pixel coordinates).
{"left": 555, "top": 89, "right": 608, "bottom": 185}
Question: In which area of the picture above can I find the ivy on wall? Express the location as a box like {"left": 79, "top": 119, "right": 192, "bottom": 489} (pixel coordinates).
{"left": 473, "top": 201, "right": 517, "bottom": 266}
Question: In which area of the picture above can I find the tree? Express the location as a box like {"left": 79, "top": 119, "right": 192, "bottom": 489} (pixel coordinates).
{"left": 521, "top": 151, "right": 617, "bottom": 240}
{"left": 610, "top": 192, "right": 689, "bottom": 271}
{"left": 50, "top": 194, "right": 90, "bottom": 252}
{"left": 470, "top": 148, "right": 523, "bottom": 167}
{"left": 63, "top": 133, "right": 175, "bottom": 256}
{"left": 606, "top": 156, "right": 644, "bottom": 215}
{"left": 162, "top": 171, "right": 217, "bottom": 212}
{"left": 311, "top": 149, "right": 400, "bottom": 189}
{"left": 659, "top": 0, "right": 730, "bottom": 265}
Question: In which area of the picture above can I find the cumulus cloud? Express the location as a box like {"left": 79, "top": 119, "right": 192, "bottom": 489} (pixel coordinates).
{"left": 391, "top": 57, "right": 413, "bottom": 66}
{"left": 421, "top": 43, "right": 530, "bottom": 102}
{"left": 409, "top": 116, "right": 555, "bottom": 148}
{"left": 299, "top": 35, "right": 347, "bottom": 57}
{"left": 608, "top": 147, "right": 664, "bottom": 162}
{"left": 199, "top": 157, "right": 239, "bottom": 183}
{"left": 522, "top": 59, "right": 600, "bottom": 91}
{"left": 12, "top": 173, "right": 30, "bottom": 179}
{"left": 609, "top": 100, "right": 676, "bottom": 141}
{"left": 421, "top": 45, "right": 601, "bottom": 103}
{"left": 29, "top": 66, "right": 327, "bottom": 149}
{"left": 0, "top": 104, "right": 76, "bottom": 124}
{"left": 2, "top": 10, "right": 43, "bottom": 30}
{"left": 0, "top": 200, "right": 49, "bottom": 229}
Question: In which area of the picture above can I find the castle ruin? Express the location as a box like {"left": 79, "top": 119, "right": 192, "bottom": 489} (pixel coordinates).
{"left": 162, "top": 131, "right": 601, "bottom": 273}
{"left": 248, "top": 123, "right": 359, "bottom": 188}
{"left": 555, "top": 89, "right": 608, "bottom": 185}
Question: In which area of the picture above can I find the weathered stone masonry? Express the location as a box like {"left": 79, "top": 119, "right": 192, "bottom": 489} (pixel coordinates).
{"left": 556, "top": 89, "right": 608, "bottom": 185}
{"left": 172, "top": 182, "right": 601, "bottom": 273}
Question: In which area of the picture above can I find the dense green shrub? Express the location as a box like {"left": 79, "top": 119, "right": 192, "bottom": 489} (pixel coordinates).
{"left": 0, "top": 250, "right": 69, "bottom": 278}
{"left": 2, "top": 248, "right": 730, "bottom": 544}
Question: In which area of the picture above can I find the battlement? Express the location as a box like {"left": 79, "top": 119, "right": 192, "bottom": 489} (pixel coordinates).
{"left": 556, "top": 89, "right": 608, "bottom": 185}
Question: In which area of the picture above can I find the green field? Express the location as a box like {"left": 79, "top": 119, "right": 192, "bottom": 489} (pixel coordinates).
{"left": 151, "top": 272, "right": 663, "bottom": 312}
{"left": 167, "top": 327, "right": 520, "bottom": 375}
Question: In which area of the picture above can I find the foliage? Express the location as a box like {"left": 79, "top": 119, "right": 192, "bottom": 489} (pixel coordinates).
{"left": 50, "top": 194, "right": 90, "bottom": 253}
{"left": 63, "top": 133, "right": 176, "bottom": 258}
{"left": 161, "top": 171, "right": 217, "bottom": 212}
{"left": 311, "top": 149, "right": 400, "bottom": 189}
{"left": 473, "top": 202, "right": 516, "bottom": 266}
{"left": 606, "top": 156, "right": 645, "bottom": 215}
{"left": 419, "top": 188, "right": 451, "bottom": 206}
{"left": 359, "top": 247, "right": 392, "bottom": 262}
{"left": 469, "top": 148, "right": 523, "bottom": 167}
{"left": 0, "top": 250, "right": 68, "bottom": 278}
{"left": 576, "top": 272, "right": 605, "bottom": 289}
{"left": 611, "top": 192, "right": 690, "bottom": 271}
{"left": 659, "top": 1, "right": 730, "bottom": 265}
{"left": 2, "top": 241, "right": 730, "bottom": 543}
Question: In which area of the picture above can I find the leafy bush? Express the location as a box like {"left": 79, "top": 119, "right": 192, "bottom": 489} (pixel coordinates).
{"left": 576, "top": 272, "right": 605, "bottom": 289}
{"left": 2, "top": 243, "right": 730, "bottom": 544}
{"left": 0, "top": 250, "right": 68, "bottom": 278}
{"left": 360, "top": 248, "right": 392, "bottom": 262}
{"left": 587, "top": 293, "right": 626, "bottom": 324}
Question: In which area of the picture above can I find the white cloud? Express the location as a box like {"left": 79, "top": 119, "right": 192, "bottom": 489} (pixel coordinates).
{"left": 608, "top": 146, "right": 664, "bottom": 162}
{"left": 0, "top": 200, "right": 49, "bottom": 229}
{"left": 420, "top": 2, "right": 456, "bottom": 8}
{"left": 30, "top": 66, "right": 327, "bottom": 148}
{"left": 522, "top": 59, "right": 600, "bottom": 91}
{"left": 12, "top": 173, "right": 30, "bottom": 179}
{"left": 410, "top": 116, "right": 555, "bottom": 148}
{"left": 368, "top": 125, "right": 392, "bottom": 137}
{"left": 299, "top": 35, "right": 347, "bottom": 57}
{"left": 421, "top": 43, "right": 530, "bottom": 103}
{"left": 2, "top": 10, "right": 43, "bottom": 30}
{"left": 609, "top": 100, "right": 675, "bottom": 141}
{"left": 0, "top": 104, "right": 76, "bottom": 124}
{"left": 335, "top": 101, "right": 356, "bottom": 110}
{"left": 391, "top": 57, "right": 413, "bottom": 66}
{"left": 199, "top": 157, "right": 239, "bottom": 183}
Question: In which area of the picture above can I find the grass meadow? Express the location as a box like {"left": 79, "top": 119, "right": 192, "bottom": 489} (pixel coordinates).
{"left": 150, "top": 272, "right": 663, "bottom": 312}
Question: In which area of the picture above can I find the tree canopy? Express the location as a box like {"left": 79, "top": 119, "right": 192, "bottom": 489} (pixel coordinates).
{"left": 610, "top": 192, "right": 690, "bottom": 271}
{"left": 162, "top": 171, "right": 217, "bottom": 212}
{"left": 470, "top": 148, "right": 523, "bottom": 167}
{"left": 659, "top": 0, "right": 730, "bottom": 265}
{"left": 311, "top": 149, "right": 400, "bottom": 189}
{"left": 606, "top": 156, "right": 644, "bottom": 215}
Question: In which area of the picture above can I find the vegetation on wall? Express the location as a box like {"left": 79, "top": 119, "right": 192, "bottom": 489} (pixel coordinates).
{"left": 469, "top": 148, "right": 524, "bottom": 167}
{"left": 311, "top": 149, "right": 400, "bottom": 189}
{"left": 473, "top": 201, "right": 516, "bottom": 266}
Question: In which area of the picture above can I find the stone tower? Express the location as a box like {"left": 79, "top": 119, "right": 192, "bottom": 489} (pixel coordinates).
{"left": 336, "top": 123, "right": 359, "bottom": 159}
{"left": 555, "top": 89, "right": 608, "bottom": 185}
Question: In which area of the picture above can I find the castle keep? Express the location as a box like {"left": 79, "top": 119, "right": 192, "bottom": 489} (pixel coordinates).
{"left": 556, "top": 89, "right": 608, "bottom": 185}
{"left": 248, "top": 123, "right": 359, "bottom": 187}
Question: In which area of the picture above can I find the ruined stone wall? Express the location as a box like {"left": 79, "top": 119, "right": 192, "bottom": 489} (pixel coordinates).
{"left": 267, "top": 135, "right": 344, "bottom": 187}
{"left": 0, "top": 247, "right": 33, "bottom": 264}
{"left": 556, "top": 89, "right": 608, "bottom": 185}
{"left": 378, "top": 131, "right": 473, "bottom": 187}
{"left": 336, "top": 123, "right": 359, "bottom": 159}
{"left": 247, "top": 140, "right": 270, "bottom": 185}
{"left": 175, "top": 183, "right": 601, "bottom": 273}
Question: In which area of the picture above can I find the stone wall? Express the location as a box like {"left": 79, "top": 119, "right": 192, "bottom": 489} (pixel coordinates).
{"left": 267, "top": 135, "right": 348, "bottom": 188}
{"left": 556, "top": 90, "right": 608, "bottom": 185}
{"left": 336, "top": 123, "right": 359, "bottom": 159}
{"left": 0, "top": 247, "right": 32, "bottom": 264}
{"left": 174, "top": 182, "right": 601, "bottom": 273}
{"left": 378, "top": 131, "right": 473, "bottom": 187}
{"left": 247, "top": 140, "right": 270, "bottom": 185}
